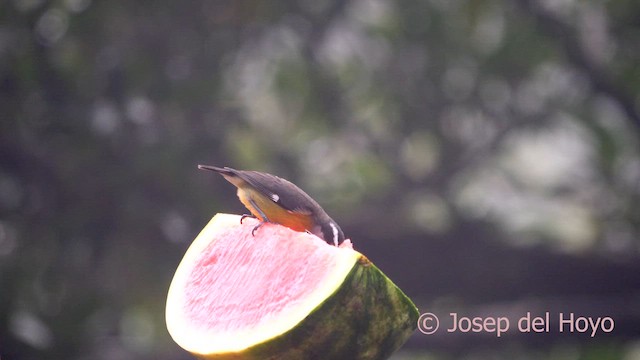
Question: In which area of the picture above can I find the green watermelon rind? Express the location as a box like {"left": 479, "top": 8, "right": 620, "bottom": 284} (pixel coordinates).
{"left": 194, "top": 256, "right": 419, "bottom": 360}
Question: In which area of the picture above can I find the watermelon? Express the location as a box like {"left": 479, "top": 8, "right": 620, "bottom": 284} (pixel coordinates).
{"left": 165, "top": 213, "right": 418, "bottom": 360}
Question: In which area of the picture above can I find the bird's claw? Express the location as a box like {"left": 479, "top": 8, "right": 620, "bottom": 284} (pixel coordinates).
{"left": 251, "top": 221, "right": 266, "bottom": 236}
{"left": 240, "top": 214, "right": 256, "bottom": 224}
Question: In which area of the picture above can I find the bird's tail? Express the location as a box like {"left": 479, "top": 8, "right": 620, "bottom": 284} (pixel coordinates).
{"left": 198, "top": 165, "right": 238, "bottom": 177}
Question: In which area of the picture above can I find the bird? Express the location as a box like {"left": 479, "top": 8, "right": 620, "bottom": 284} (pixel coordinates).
{"left": 198, "top": 165, "right": 345, "bottom": 246}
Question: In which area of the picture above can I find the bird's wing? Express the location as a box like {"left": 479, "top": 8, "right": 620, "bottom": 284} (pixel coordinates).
{"left": 237, "top": 170, "right": 318, "bottom": 215}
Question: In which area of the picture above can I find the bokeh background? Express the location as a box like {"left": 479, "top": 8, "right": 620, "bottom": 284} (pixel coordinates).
{"left": 2, "top": 0, "right": 640, "bottom": 359}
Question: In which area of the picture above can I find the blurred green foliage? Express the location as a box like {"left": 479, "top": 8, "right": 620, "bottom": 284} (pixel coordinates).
{"left": 1, "top": 0, "right": 639, "bottom": 359}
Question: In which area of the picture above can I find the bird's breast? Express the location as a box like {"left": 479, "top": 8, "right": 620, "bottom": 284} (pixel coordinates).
{"left": 237, "top": 187, "right": 314, "bottom": 233}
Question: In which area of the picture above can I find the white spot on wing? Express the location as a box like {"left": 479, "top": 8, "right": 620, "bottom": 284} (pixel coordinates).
{"left": 330, "top": 222, "right": 339, "bottom": 246}
{"left": 271, "top": 193, "right": 280, "bottom": 202}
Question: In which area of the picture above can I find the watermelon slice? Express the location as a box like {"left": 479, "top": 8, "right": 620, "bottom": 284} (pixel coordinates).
{"left": 166, "top": 213, "right": 418, "bottom": 360}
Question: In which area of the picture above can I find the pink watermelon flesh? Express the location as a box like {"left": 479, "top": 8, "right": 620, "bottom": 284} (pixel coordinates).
{"left": 167, "top": 213, "right": 360, "bottom": 354}
{"left": 186, "top": 224, "right": 340, "bottom": 330}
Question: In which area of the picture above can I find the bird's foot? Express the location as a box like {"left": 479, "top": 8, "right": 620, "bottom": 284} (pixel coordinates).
{"left": 240, "top": 214, "right": 256, "bottom": 224}
{"left": 251, "top": 221, "right": 268, "bottom": 236}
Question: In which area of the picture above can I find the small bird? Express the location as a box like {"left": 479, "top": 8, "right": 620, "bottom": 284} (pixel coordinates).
{"left": 198, "top": 165, "right": 345, "bottom": 246}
